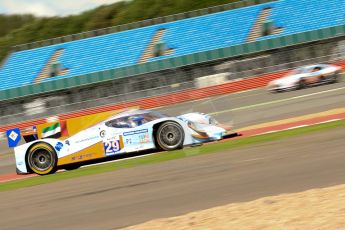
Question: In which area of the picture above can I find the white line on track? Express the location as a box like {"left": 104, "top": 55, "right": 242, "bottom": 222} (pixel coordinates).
{"left": 316, "top": 119, "right": 341, "bottom": 124}
{"left": 286, "top": 125, "right": 307, "bottom": 130}
{"left": 255, "top": 119, "right": 343, "bottom": 136}
{"left": 210, "top": 86, "right": 345, "bottom": 115}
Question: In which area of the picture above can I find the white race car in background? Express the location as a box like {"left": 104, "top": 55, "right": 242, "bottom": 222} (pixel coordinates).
{"left": 267, "top": 64, "right": 342, "bottom": 92}
{"left": 12, "top": 109, "right": 236, "bottom": 175}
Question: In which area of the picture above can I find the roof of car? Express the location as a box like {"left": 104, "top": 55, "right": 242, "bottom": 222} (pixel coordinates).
{"left": 301, "top": 64, "right": 330, "bottom": 69}
{"left": 104, "top": 109, "right": 160, "bottom": 122}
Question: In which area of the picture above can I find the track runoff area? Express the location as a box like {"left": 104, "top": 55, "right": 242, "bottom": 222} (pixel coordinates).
{"left": 0, "top": 77, "right": 345, "bottom": 183}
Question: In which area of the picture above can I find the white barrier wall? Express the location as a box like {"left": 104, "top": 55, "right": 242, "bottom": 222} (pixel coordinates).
{"left": 194, "top": 73, "right": 230, "bottom": 88}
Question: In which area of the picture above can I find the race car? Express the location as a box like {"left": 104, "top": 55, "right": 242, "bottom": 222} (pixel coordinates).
{"left": 267, "top": 64, "right": 342, "bottom": 92}
{"left": 8, "top": 109, "right": 236, "bottom": 175}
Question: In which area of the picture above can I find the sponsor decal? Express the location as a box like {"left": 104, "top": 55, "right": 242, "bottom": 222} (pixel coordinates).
{"left": 100, "top": 130, "right": 106, "bottom": 138}
{"left": 178, "top": 117, "right": 188, "bottom": 123}
{"left": 123, "top": 129, "right": 148, "bottom": 136}
{"left": 6, "top": 128, "right": 21, "bottom": 148}
{"left": 125, "top": 138, "right": 132, "bottom": 145}
{"left": 55, "top": 142, "right": 64, "bottom": 151}
{"left": 75, "top": 135, "right": 99, "bottom": 144}
{"left": 103, "top": 139, "right": 121, "bottom": 156}
{"left": 9, "top": 130, "right": 18, "bottom": 142}
{"left": 71, "top": 153, "right": 93, "bottom": 161}
{"left": 139, "top": 133, "right": 150, "bottom": 144}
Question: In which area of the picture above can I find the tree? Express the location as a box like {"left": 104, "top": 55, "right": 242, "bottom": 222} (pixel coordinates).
{"left": 0, "top": 0, "right": 241, "bottom": 63}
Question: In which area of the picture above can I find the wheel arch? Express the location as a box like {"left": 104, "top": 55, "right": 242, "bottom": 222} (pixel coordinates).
{"left": 152, "top": 121, "right": 168, "bottom": 147}
{"left": 25, "top": 141, "right": 55, "bottom": 161}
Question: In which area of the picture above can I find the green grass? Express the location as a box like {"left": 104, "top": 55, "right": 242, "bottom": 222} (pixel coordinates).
{"left": 1, "top": 119, "right": 344, "bottom": 192}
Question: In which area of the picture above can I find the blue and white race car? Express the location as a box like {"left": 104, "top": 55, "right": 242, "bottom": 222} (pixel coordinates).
{"left": 12, "top": 109, "right": 236, "bottom": 175}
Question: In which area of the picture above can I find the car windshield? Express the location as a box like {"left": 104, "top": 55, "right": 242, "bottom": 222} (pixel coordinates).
{"left": 105, "top": 111, "right": 167, "bottom": 128}
{"left": 287, "top": 66, "right": 310, "bottom": 75}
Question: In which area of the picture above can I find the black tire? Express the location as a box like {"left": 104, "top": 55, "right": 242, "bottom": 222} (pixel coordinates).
{"left": 330, "top": 73, "right": 339, "bottom": 83}
{"left": 27, "top": 142, "right": 57, "bottom": 175}
{"left": 319, "top": 75, "right": 326, "bottom": 83}
{"left": 156, "top": 122, "right": 184, "bottom": 151}
{"left": 297, "top": 79, "right": 307, "bottom": 90}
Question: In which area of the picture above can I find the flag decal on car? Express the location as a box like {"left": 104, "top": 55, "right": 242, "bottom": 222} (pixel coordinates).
{"left": 42, "top": 122, "right": 61, "bottom": 138}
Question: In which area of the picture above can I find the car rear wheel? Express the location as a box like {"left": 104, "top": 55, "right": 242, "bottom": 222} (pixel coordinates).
{"left": 269, "top": 89, "right": 279, "bottom": 94}
{"left": 330, "top": 73, "right": 339, "bottom": 83}
{"left": 27, "top": 142, "right": 57, "bottom": 175}
{"left": 319, "top": 76, "right": 326, "bottom": 83}
{"left": 297, "top": 79, "right": 307, "bottom": 90}
{"left": 156, "top": 122, "right": 184, "bottom": 151}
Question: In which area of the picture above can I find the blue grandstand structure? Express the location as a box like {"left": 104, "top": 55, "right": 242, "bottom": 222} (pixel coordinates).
{"left": 0, "top": 0, "right": 344, "bottom": 90}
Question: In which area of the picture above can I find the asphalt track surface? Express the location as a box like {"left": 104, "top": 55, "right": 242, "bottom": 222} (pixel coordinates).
{"left": 156, "top": 79, "right": 345, "bottom": 128}
{"left": 0, "top": 127, "right": 345, "bottom": 229}
{"left": 0, "top": 80, "right": 345, "bottom": 175}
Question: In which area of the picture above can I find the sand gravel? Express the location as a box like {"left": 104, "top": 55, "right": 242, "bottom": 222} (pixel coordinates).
{"left": 123, "top": 184, "right": 345, "bottom": 230}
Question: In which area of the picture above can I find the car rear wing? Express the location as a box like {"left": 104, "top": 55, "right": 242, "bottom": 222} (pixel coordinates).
{"left": 5, "top": 107, "right": 138, "bottom": 148}
{"left": 5, "top": 119, "right": 71, "bottom": 148}
{"left": 6, "top": 126, "right": 38, "bottom": 148}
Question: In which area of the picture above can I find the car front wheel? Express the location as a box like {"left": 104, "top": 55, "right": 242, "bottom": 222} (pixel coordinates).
{"left": 156, "top": 122, "right": 184, "bottom": 151}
